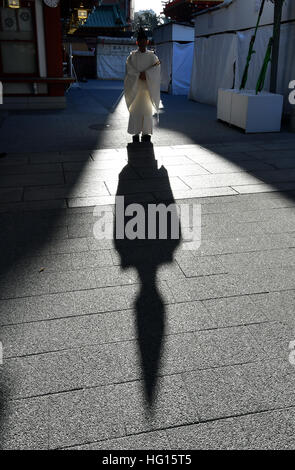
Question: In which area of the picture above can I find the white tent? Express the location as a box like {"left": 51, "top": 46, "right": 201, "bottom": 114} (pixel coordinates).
{"left": 96, "top": 37, "right": 136, "bottom": 80}
{"left": 190, "top": 0, "right": 295, "bottom": 112}
{"left": 153, "top": 23, "right": 194, "bottom": 95}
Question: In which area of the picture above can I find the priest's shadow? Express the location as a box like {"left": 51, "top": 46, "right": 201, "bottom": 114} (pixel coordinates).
{"left": 114, "top": 143, "right": 181, "bottom": 408}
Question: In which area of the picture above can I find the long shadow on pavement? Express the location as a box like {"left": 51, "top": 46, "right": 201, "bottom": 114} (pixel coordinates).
{"left": 114, "top": 143, "right": 181, "bottom": 407}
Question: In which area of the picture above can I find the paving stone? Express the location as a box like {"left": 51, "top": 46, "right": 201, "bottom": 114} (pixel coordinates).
{"left": 0, "top": 199, "right": 67, "bottom": 213}
{"left": 30, "top": 151, "right": 91, "bottom": 163}
{"left": 182, "top": 365, "right": 264, "bottom": 421}
{"left": 199, "top": 160, "right": 273, "bottom": 174}
{"left": 235, "top": 358, "right": 295, "bottom": 411}
{"left": 48, "top": 238, "right": 89, "bottom": 255}
{"left": 0, "top": 297, "right": 26, "bottom": 325}
{"left": 87, "top": 236, "right": 114, "bottom": 251}
{"left": 195, "top": 326, "right": 261, "bottom": 367}
{"left": 68, "top": 195, "right": 115, "bottom": 208}
{"left": 105, "top": 176, "right": 190, "bottom": 195}
{"left": 0, "top": 187, "right": 23, "bottom": 203}
{"left": 67, "top": 223, "right": 94, "bottom": 238}
{"left": 0, "top": 173, "right": 64, "bottom": 188}
{"left": 24, "top": 185, "right": 67, "bottom": 201}
{"left": 165, "top": 301, "right": 215, "bottom": 333}
{"left": 65, "top": 168, "right": 137, "bottom": 184}
{"left": 0, "top": 269, "right": 97, "bottom": 299}
{"left": 160, "top": 156, "right": 203, "bottom": 166}
{"left": 166, "top": 276, "right": 221, "bottom": 302}
{"left": 91, "top": 148, "right": 123, "bottom": 160}
{"left": 263, "top": 358, "right": 295, "bottom": 409}
{"left": 202, "top": 295, "right": 268, "bottom": 327}
{"left": 118, "top": 375, "right": 199, "bottom": 434}
{"left": 1, "top": 313, "right": 110, "bottom": 357}
{"left": 0, "top": 154, "right": 29, "bottom": 166}
{"left": 160, "top": 333, "right": 208, "bottom": 374}
{"left": 24, "top": 182, "right": 110, "bottom": 202}
{"left": 82, "top": 341, "right": 140, "bottom": 387}
{"left": 250, "top": 291, "right": 295, "bottom": 325}
{"left": 217, "top": 249, "right": 295, "bottom": 273}
{"left": 166, "top": 272, "right": 269, "bottom": 302}
{"left": 122, "top": 281, "right": 175, "bottom": 308}
{"left": 203, "top": 217, "right": 265, "bottom": 235}
{"left": 94, "top": 265, "right": 139, "bottom": 288}
{"left": 268, "top": 157, "right": 295, "bottom": 169}
{"left": 0, "top": 163, "right": 62, "bottom": 175}
{"left": 0, "top": 291, "right": 76, "bottom": 325}
{"left": 183, "top": 356, "right": 295, "bottom": 423}
{"left": 0, "top": 396, "right": 49, "bottom": 450}
{"left": 70, "top": 250, "right": 113, "bottom": 269}
{"left": 71, "top": 430, "right": 170, "bottom": 450}
{"left": 175, "top": 252, "right": 226, "bottom": 277}
{"left": 81, "top": 324, "right": 259, "bottom": 388}
{"left": 247, "top": 322, "right": 295, "bottom": 360}
{"left": 197, "top": 196, "right": 292, "bottom": 213}
{"left": 257, "top": 143, "right": 295, "bottom": 151}
{"left": 73, "top": 286, "right": 128, "bottom": 314}
{"left": 111, "top": 244, "right": 179, "bottom": 267}
{"left": 166, "top": 408, "right": 295, "bottom": 449}
{"left": 154, "top": 187, "right": 238, "bottom": 200}
{"left": 222, "top": 143, "right": 264, "bottom": 152}
{"left": 256, "top": 266, "right": 295, "bottom": 292}
{"left": 258, "top": 219, "right": 295, "bottom": 233}
{"left": 101, "top": 301, "right": 215, "bottom": 343}
{"left": 156, "top": 262, "right": 185, "bottom": 281}
{"left": 232, "top": 182, "right": 295, "bottom": 194}
{"left": 48, "top": 385, "right": 125, "bottom": 449}
{"left": 137, "top": 164, "right": 209, "bottom": 178}
{"left": 12, "top": 253, "right": 73, "bottom": 275}
{"left": 202, "top": 208, "right": 278, "bottom": 224}
{"left": 69, "top": 182, "right": 110, "bottom": 198}
{"left": 195, "top": 233, "right": 295, "bottom": 256}
{"left": 0, "top": 322, "right": 24, "bottom": 358}
{"left": 27, "top": 291, "right": 76, "bottom": 323}
{"left": 102, "top": 309, "right": 136, "bottom": 342}
{"left": 250, "top": 169, "right": 295, "bottom": 183}
{"left": 181, "top": 172, "right": 260, "bottom": 189}
{"left": 0, "top": 349, "right": 83, "bottom": 399}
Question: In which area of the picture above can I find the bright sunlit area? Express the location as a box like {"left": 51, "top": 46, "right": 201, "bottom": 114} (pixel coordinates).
{"left": 134, "top": 0, "right": 163, "bottom": 14}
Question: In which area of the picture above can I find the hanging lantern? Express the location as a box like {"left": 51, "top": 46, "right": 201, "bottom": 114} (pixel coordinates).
{"left": 77, "top": 4, "right": 88, "bottom": 22}
{"left": 8, "top": 0, "right": 20, "bottom": 8}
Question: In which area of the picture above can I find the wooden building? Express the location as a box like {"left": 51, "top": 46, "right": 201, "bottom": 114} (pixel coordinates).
{"left": 0, "top": 0, "right": 72, "bottom": 109}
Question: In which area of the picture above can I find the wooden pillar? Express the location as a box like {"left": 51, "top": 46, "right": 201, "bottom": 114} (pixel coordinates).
{"left": 43, "top": 4, "right": 64, "bottom": 96}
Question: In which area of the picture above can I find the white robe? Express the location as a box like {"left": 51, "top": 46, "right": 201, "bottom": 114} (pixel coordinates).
{"left": 124, "top": 49, "right": 161, "bottom": 135}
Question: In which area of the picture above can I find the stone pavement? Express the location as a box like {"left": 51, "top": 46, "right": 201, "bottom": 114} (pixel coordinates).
{"left": 1, "top": 82, "right": 295, "bottom": 450}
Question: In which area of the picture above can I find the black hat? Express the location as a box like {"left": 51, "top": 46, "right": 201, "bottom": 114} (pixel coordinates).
{"left": 137, "top": 27, "right": 147, "bottom": 41}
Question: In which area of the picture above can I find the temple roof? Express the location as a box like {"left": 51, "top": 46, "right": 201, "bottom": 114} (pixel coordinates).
{"left": 80, "top": 4, "right": 127, "bottom": 29}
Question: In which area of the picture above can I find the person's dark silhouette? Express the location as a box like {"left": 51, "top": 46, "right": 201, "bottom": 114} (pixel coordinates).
{"left": 114, "top": 143, "right": 181, "bottom": 408}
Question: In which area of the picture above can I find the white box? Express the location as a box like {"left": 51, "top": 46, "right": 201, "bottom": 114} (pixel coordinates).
{"left": 217, "top": 88, "right": 284, "bottom": 133}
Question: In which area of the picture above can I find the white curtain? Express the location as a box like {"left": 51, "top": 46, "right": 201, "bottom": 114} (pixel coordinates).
{"left": 190, "top": 22, "right": 295, "bottom": 111}
{"left": 189, "top": 33, "right": 237, "bottom": 105}
{"left": 97, "top": 54, "right": 128, "bottom": 80}
{"left": 172, "top": 42, "right": 194, "bottom": 95}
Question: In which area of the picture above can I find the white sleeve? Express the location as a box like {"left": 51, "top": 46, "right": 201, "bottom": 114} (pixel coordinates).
{"left": 145, "top": 54, "right": 161, "bottom": 111}
{"left": 124, "top": 54, "right": 139, "bottom": 110}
